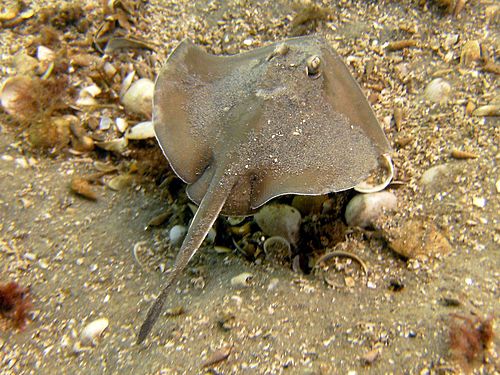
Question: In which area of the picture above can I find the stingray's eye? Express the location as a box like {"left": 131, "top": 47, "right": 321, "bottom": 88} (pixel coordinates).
{"left": 305, "top": 55, "right": 321, "bottom": 79}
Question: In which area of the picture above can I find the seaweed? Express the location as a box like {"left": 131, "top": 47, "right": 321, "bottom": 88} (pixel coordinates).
{"left": 0, "top": 281, "right": 32, "bottom": 330}
{"left": 449, "top": 313, "right": 494, "bottom": 370}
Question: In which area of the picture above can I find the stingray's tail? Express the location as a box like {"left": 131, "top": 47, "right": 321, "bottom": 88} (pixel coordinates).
{"left": 136, "top": 170, "right": 236, "bottom": 344}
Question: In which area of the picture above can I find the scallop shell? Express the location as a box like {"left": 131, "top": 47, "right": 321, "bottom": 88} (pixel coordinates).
{"left": 263, "top": 236, "right": 291, "bottom": 263}
{"left": 354, "top": 154, "right": 394, "bottom": 193}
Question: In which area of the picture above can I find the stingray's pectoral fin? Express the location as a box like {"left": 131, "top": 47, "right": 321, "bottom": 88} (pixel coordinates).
{"left": 136, "top": 171, "right": 237, "bottom": 344}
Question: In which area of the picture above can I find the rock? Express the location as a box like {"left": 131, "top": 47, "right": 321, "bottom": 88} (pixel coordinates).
{"left": 345, "top": 191, "right": 397, "bottom": 228}
{"left": 169, "top": 225, "right": 187, "bottom": 246}
{"left": 388, "top": 219, "right": 452, "bottom": 259}
{"left": 420, "top": 164, "right": 451, "bottom": 188}
{"left": 254, "top": 204, "right": 301, "bottom": 246}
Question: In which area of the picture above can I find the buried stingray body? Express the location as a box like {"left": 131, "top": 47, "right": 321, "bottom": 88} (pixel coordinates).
{"left": 137, "top": 36, "right": 392, "bottom": 343}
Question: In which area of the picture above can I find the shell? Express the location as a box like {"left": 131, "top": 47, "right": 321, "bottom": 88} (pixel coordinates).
{"left": 0, "top": 75, "right": 38, "bottom": 120}
{"left": 472, "top": 105, "right": 500, "bottom": 117}
{"left": 254, "top": 204, "right": 301, "bottom": 246}
{"left": 424, "top": 78, "right": 451, "bottom": 103}
{"left": 121, "top": 78, "right": 154, "bottom": 117}
{"left": 125, "top": 121, "right": 155, "bottom": 140}
{"left": 95, "top": 137, "right": 128, "bottom": 153}
{"left": 115, "top": 117, "right": 129, "bottom": 133}
{"left": 80, "top": 318, "right": 109, "bottom": 346}
{"left": 230, "top": 272, "right": 254, "bottom": 288}
{"left": 345, "top": 191, "right": 398, "bottom": 228}
{"left": 263, "top": 236, "right": 291, "bottom": 263}
{"left": 106, "top": 175, "right": 134, "bottom": 191}
{"left": 36, "top": 46, "right": 55, "bottom": 62}
{"left": 460, "top": 41, "right": 481, "bottom": 67}
{"left": 354, "top": 154, "right": 394, "bottom": 193}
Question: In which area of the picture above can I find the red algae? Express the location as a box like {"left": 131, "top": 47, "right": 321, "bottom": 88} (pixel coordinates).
{"left": 0, "top": 281, "right": 32, "bottom": 330}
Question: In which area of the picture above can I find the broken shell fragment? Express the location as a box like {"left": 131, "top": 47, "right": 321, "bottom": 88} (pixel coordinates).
{"left": 125, "top": 121, "right": 155, "bottom": 140}
{"left": 254, "top": 204, "right": 301, "bottom": 246}
{"left": 36, "top": 46, "right": 55, "bottom": 62}
{"left": 345, "top": 191, "right": 397, "bottom": 228}
{"left": 80, "top": 318, "right": 109, "bottom": 346}
{"left": 230, "top": 272, "right": 253, "bottom": 288}
{"left": 472, "top": 105, "right": 500, "bottom": 117}
{"left": 115, "top": 117, "right": 129, "bottom": 133}
{"left": 120, "top": 71, "right": 135, "bottom": 97}
{"left": 121, "top": 78, "right": 154, "bottom": 117}
{"left": 95, "top": 137, "right": 128, "bottom": 153}
{"left": 354, "top": 154, "right": 394, "bottom": 193}
{"left": 107, "top": 175, "right": 134, "bottom": 191}
{"left": 460, "top": 41, "right": 481, "bottom": 67}
{"left": 424, "top": 78, "right": 451, "bottom": 103}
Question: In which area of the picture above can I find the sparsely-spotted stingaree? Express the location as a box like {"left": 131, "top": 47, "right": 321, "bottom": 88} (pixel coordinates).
{"left": 137, "top": 36, "right": 393, "bottom": 344}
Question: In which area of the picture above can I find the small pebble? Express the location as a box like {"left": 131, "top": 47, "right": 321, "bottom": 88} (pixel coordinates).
{"left": 121, "top": 78, "right": 154, "bottom": 117}
{"left": 420, "top": 164, "right": 450, "bottom": 187}
{"left": 472, "top": 197, "right": 486, "bottom": 208}
{"left": 169, "top": 225, "right": 187, "bottom": 246}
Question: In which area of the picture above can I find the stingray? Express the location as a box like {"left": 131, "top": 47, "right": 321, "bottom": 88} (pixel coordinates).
{"left": 137, "top": 35, "right": 393, "bottom": 343}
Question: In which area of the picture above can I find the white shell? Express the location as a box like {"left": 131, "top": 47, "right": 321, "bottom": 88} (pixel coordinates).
{"left": 125, "top": 121, "right": 155, "bottom": 140}
{"left": 99, "top": 116, "right": 113, "bottom": 130}
{"left": 424, "top": 78, "right": 451, "bottom": 103}
{"left": 0, "top": 76, "right": 35, "bottom": 119}
{"left": 345, "top": 191, "right": 398, "bottom": 228}
{"left": 103, "top": 62, "right": 117, "bottom": 78}
{"left": 354, "top": 154, "right": 394, "bottom": 193}
{"left": 80, "top": 318, "right": 109, "bottom": 346}
{"left": 169, "top": 225, "right": 187, "bottom": 246}
{"left": 115, "top": 117, "right": 129, "bottom": 133}
{"left": 230, "top": 272, "right": 254, "bottom": 288}
{"left": 120, "top": 71, "right": 135, "bottom": 97}
{"left": 37, "top": 46, "right": 55, "bottom": 62}
{"left": 107, "top": 175, "right": 134, "bottom": 191}
{"left": 95, "top": 137, "right": 128, "bottom": 153}
{"left": 80, "top": 84, "right": 102, "bottom": 98}
{"left": 121, "top": 78, "right": 154, "bottom": 117}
